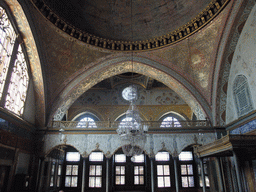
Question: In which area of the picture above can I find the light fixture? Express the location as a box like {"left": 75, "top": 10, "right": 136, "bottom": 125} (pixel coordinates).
{"left": 116, "top": 0, "right": 147, "bottom": 157}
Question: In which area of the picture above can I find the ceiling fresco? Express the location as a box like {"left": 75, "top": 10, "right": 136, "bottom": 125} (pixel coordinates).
{"left": 142, "top": 4, "right": 231, "bottom": 104}
{"left": 11, "top": 0, "right": 234, "bottom": 126}
{"left": 43, "top": 0, "right": 211, "bottom": 42}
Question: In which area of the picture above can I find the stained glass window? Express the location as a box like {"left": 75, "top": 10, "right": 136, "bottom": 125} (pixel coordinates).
{"left": 0, "top": 6, "right": 16, "bottom": 99}
{"left": 5, "top": 45, "right": 29, "bottom": 116}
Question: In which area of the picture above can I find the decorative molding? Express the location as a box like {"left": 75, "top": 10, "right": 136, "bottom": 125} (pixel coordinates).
{"left": 195, "top": 134, "right": 256, "bottom": 157}
{"left": 31, "top": 0, "right": 230, "bottom": 51}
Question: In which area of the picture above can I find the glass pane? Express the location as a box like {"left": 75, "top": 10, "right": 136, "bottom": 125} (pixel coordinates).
{"left": 116, "top": 166, "right": 120, "bottom": 175}
{"left": 140, "top": 176, "right": 144, "bottom": 185}
{"left": 139, "top": 166, "right": 144, "bottom": 175}
{"left": 116, "top": 176, "right": 120, "bottom": 185}
{"left": 57, "top": 176, "right": 61, "bottom": 187}
{"left": 89, "top": 165, "right": 95, "bottom": 176}
{"left": 71, "top": 176, "right": 78, "bottom": 187}
{"left": 89, "top": 152, "right": 104, "bottom": 161}
{"left": 182, "top": 177, "right": 188, "bottom": 187}
{"left": 96, "top": 165, "right": 102, "bottom": 176}
{"left": 95, "top": 177, "right": 102, "bottom": 187}
{"left": 134, "top": 166, "right": 138, "bottom": 175}
{"left": 121, "top": 176, "right": 125, "bottom": 185}
{"left": 0, "top": 7, "right": 16, "bottom": 100}
{"left": 65, "top": 176, "right": 71, "bottom": 187}
{"left": 181, "top": 165, "right": 187, "bottom": 175}
{"left": 72, "top": 165, "right": 78, "bottom": 175}
{"left": 179, "top": 151, "right": 193, "bottom": 161}
{"left": 164, "top": 176, "right": 171, "bottom": 187}
{"left": 121, "top": 166, "right": 125, "bottom": 175}
{"left": 187, "top": 164, "right": 193, "bottom": 175}
{"left": 5, "top": 45, "right": 29, "bottom": 116}
{"left": 163, "top": 165, "right": 170, "bottom": 175}
{"left": 77, "top": 117, "right": 97, "bottom": 128}
{"left": 134, "top": 176, "right": 139, "bottom": 185}
{"left": 89, "top": 177, "right": 95, "bottom": 187}
{"left": 155, "top": 152, "right": 170, "bottom": 161}
{"left": 50, "top": 176, "right": 54, "bottom": 187}
{"left": 204, "top": 164, "right": 208, "bottom": 174}
{"left": 66, "top": 152, "right": 80, "bottom": 161}
{"left": 199, "top": 176, "right": 203, "bottom": 187}
{"left": 51, "top": 164, "right": 55, "bottom": 175}
{"left": 133, "top": 154, "right": 144, "bottom": 163}
{"left": 158, "top": 177, "right": 164, "bottom": 187}
{"left": 58, "top": 165, "right": 62, "bottom": 175}
{"left": 115, "top": 154, "right": 126, "bottom": 163}
{"left": 205, "top": 176, "right": 210, "bottom": 187}
{"left": 157, "top": 165, "right": 163, "bottom": 175}
{"left": 160, "top": 116, "right": 181, "bottom": 127}
{"left": 66, "top": 165, "right": 72, "bottom": 175}
{"left": 188, "top": 176, "right": 195, "bottom": 187}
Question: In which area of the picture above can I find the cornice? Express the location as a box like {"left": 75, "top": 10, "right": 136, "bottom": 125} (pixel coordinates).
{"left": 31, "top": 0, "right": 230, "bottom": 52}
{"left": 195, "top": 134, "right": 256, "bottom": 157}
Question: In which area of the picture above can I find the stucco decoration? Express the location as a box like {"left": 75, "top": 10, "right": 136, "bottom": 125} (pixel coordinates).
{"left": 145, "top": 6, "right": 230, "bottom": 105}
{"left": 68, "top": 105, "right": 192, "bottom": 123}
{"left": 214, "top": 0, "right": 255, "bottom": 126}
{"left": 43, "top": 133, "right": 216, "bottom": 158}
{"left": 51, "top": 59, "right": 209, "bottom": 124}
{"left": 5, "top": 0, "right": 45, "bottom": 127}
{"left": 73, "top": 84, "right": 186, "bottom": 106}
{"left": 226, "top": 3, "right": 256, "bottom": 124}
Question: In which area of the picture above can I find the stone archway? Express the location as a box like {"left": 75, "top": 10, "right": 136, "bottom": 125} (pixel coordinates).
{"left": 50, "top": 56, "right": 211, "bottom": 126}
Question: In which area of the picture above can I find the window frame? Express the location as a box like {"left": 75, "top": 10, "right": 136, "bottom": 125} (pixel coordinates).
{"left": 178, "top": 150, "right": 197, "bottom": 189}
{"left": 0, "top": 2, "right": 31, "bottom": 117}
{"left": 87, "top": 151, "right": 106, "bottom": 189}
{"left": 154, "top": 151, "right": 175, "bottom": 190}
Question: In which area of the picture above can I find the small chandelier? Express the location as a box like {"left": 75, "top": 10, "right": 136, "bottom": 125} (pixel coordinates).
{"left": 116, "top": 85, "right": 147, "bottom": 156}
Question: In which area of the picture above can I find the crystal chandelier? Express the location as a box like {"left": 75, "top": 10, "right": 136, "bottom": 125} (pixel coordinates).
{"left": 116, "top": 86, "right": 147, "bottom": 156}
{"left": 116, "top": 0, "right": 147, "bottom": 157}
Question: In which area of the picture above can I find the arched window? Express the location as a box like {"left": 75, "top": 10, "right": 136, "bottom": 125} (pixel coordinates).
{"left": 233, "top": 75, "right": 253, "bottom": 117}
{"left": 0, "top": 5, "right": 29, "bottom": 116}
{"left": 74, "top": 113, "right": 99, "bottom": 128}
{"left": 160, "top": 116, "right": 181, "bottom": 128}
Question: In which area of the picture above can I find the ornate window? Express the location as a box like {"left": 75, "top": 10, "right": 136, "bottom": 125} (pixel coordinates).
{"left": 0, "top": 5, "right": 30, "bottom": 116}
{"left": 75, "top": 113, "right": 99, "bottom": 128}
{"left": 5, "top": 45, "right": 29, "bottom": 115}
{"left": 0, "top": 6, "right": 16, "bottom": 99}
{"left": 233, "top": 75, "right": 253, "bottom": 117}
{"left": 160, "top": 116, "right": 181, "bottom": 128}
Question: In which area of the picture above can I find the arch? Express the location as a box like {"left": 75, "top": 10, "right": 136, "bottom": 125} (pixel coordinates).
{"left": 4, "top": 0, "right": 45, "bottom": 127}
{"left": 50, "top": 56, "right": 210, "bottom": 126}
{"left": 45, "top": 144, "right": 81, "bottom": 158}
{"left": 233, "top": 75, "right": 253, "bottom": 117}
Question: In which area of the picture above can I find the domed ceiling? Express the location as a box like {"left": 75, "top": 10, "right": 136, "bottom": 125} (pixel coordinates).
{"left": 43, "top": 0, "right": 211, "bottom": 42}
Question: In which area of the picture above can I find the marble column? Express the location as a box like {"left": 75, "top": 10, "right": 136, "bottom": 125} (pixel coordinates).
{"left": 233, "top": 151, "right": 242, "bottom": 192}
{"left": 150, "top": 158, "right": 155, "bottom": 192}
{"left": 173, "top": 156, "right": 179, "bottom": 192}
{"left": 199, "top": 158, "right": 206, "bottom": 192}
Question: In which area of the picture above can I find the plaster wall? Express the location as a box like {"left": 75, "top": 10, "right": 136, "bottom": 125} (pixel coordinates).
{"left": 226, "top": 3, "right": 256, "bottom": 124}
